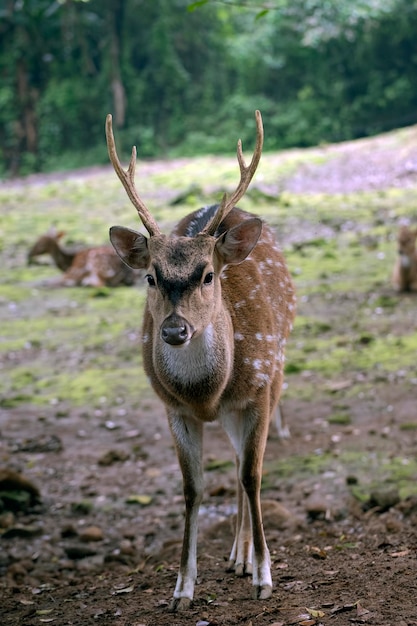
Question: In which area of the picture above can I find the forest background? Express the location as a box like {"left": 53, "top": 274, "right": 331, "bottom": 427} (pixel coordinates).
{"left": 1, "top": 0, "right": 417, "bottom": 178}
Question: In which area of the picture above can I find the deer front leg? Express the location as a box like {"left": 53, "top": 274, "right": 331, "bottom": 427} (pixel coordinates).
{"left": 168, "top": 411, "right": 204, "bottom": 612}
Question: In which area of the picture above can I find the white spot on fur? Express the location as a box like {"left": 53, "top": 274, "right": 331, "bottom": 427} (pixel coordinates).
{"left": 255, "top": 372, "right": 271, "bottom": 385}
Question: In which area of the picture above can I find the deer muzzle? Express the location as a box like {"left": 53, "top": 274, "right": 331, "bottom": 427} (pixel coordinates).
{"left": 160, "top": 314, "right": 194, "bottom": 346}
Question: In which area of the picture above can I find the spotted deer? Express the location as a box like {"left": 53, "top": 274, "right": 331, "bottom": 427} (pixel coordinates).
{"left": 392, "top": 225, "right": 417, "bottom": 292}
{"left": 106, "top": 111, "right": 296, "bottom": 610}
{"left": 28, "top": 227, "right": 138, "bottom": 287}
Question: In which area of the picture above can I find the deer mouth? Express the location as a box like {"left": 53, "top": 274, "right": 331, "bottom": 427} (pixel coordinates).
{"left": 160, "top": 314, "right": 194, "bottom": 346}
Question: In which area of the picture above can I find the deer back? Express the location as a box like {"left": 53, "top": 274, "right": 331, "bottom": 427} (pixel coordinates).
{"left": 61, "top": 245, "right": 138, "bottom": 287}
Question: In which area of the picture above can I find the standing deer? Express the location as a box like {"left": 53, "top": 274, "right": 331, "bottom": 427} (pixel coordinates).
{"left": 392, "top": 225, "right": 417, "bottom": 292}
{"left": 28, "top": 227, "right": 138, "bottom": 287}
{"left": 106, "top": 111, "right": 296, "bottom": 610}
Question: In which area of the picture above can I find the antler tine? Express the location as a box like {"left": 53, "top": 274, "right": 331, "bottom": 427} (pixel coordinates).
{"left": 105, "top": 114, "right": 160, "bottom": 237}
{"left": 202, "top": 110, "right": 264, "bottom": 236}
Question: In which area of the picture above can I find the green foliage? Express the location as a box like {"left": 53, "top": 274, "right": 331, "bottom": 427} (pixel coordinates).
{"left": 0, "top": 0, "right": 417, "bottom": 175}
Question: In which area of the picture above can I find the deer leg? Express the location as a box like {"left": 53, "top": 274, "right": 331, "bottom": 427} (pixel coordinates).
{"left": 241, "top": 438, "right": 272, "bottom": 600}
{"left": 275, "top": 401, "right": 290, "bottom": 439}
{"left": 168, "top": 412, "right": 204, "bottom": 612}
{"left": 226, "top": 459, "right": 253, "bottom": 576}
{"left": 222, "top": 409, "right": 272, "bottom": 600}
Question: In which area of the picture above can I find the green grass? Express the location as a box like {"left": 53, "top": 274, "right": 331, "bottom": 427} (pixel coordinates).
{"left": 1, "top": 139, "right": 417, "bottom": 414}
{"left": 264, "top": 449, "right": 417, "bottom": 500}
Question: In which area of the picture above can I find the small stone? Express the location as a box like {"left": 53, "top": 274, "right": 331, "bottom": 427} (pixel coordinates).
{"left": 305, "top": 495, "right": 330, "bottom": 521}
{"left": 262, "top": 499, "right": 297, "bottom": 529}
{"left": 98, "top": 449, "right": 129, "bottom": 466}
{"left": 368, "top": 489, "right": 400, "bottom": 512}
{"left": 64, "top": 544, "right": 98, "bottom": 560}
{"left": 79, "top": 525, "right": 104, "bottom": 542}
{"left": 0, "top": 511, "right": 15, "bottom": 529}
{"left": 120, "top": 539, "right": 135, "bottom": 555}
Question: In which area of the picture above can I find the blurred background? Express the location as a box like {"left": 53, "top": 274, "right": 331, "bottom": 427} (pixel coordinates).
{"left": 1, "top": 0, "right": 417, "bottom": 178}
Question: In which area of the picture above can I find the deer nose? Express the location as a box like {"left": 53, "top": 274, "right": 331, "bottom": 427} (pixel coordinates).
{"left": 160, "top": 314, "right": 193, "bottom": 346}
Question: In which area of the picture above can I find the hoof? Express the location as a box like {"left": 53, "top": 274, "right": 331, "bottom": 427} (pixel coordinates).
{"left": 226, "top": 560, "right": 252, "bottom": 576}
{"left": 168, "top": 596, "right": 192, "bottom": 612}
{"left": 235, "top": 562, "right": 252, "bottom": 577}
{"left": 252, "top": 584, "right": 272, "bottom": 600}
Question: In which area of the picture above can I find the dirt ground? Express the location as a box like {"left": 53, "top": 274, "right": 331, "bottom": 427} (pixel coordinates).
{"left": 1, "top": 132, "right": 417, "bottom": 626}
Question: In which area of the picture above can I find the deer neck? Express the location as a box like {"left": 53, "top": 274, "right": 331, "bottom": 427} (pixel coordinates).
{"left": 148, "top": 306, "right": 234, "bottom": 417}
{"left": 49, "top": 241, "right": 74, "bottom": 271}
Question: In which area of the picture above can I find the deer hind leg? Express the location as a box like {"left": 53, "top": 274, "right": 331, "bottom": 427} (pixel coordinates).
{"left": 275, "top": 401, "right": 290, "bottom": 439}
{"left": 227, "top": 460, "right": 253, "bottom": 576}
{"left": 168, "top": 411, "right": 204, "bottom": 612}
{"left": 222, "top": 408, "right": 272, "bottom": 600}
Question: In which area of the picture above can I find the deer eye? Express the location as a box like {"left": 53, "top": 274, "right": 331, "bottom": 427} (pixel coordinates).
{"left": 203, "top": 272, "right": 214, "bottom": 285}
{"left": 146, "top": 274, "right": 156, "bottom": 287}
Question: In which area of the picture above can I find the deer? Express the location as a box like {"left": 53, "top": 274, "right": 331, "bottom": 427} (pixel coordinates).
{"left": 392, "top": 225, "right": 417, "bottom": 292}
{"left": 27, "top": 227, "right": 138, "bottom": 287}
{"left": 106, "top": 110, "right": 296, "bottom": 611}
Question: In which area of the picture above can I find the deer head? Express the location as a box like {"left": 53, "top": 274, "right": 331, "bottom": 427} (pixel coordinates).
{"left": 107, "top": 111, "right": 264, "bottom": 347}
{"left": 27, "top": 227, "right": 66, "bottom": 265}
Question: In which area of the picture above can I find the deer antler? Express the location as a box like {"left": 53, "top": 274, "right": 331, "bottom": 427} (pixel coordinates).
{"left": 201, "top": 110, "right": 264, "bottom": 236}
{"left": 105, "top": 114, "right": 161, "bottom": 237}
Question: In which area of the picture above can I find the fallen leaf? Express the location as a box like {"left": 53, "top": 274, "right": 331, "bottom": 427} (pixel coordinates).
{"left": 331, "top": 603, "right": 356, "bottom": 614}
{"left": 306, "top": 607, "right": 325, "bottom": 618}
{"left": 295, "top": 613, "right": 311, "bottom": 622}
{"left": 390, "top": 549, "right": 410, "bottom": 557}
{"left": 113, "top": 584, "right": 134, "bottom": 594}
{"left": 356, "top": 602, "right": 370, "bottom": 617}
{"left": 125, "top": 494, "right": 152, "bottom": 505}
{"left": 309, "top": 546, "right": 327, "bottom": 559}
{"left": 327, "top": 380, "right": 352, "bottom": 392}
{"left": 36, "top": 610, "right": 54, "bottom": 615}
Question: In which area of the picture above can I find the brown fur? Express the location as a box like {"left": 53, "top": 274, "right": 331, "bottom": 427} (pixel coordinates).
{"left": 28, "top": 228, "right": 138, "bottom": 287}
{"left": 392, "top": 225, "right": 417, "bottom": 292}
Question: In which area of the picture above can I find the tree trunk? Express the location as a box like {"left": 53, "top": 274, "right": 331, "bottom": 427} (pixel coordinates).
{"left": 108, "top": 0, "right": 126, "bottom": 128}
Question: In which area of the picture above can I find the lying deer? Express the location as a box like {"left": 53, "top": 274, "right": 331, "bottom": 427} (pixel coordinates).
{"left": 28, "top": 227, "right": 138, "bottom": 287}
{"left": 392, "top": 225, "right": 417, "bottom": 292}
{"left": 106, "top": 111, "right": 296, "bottom": 610}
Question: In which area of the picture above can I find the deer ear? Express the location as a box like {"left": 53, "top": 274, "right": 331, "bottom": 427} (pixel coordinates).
{"left": 215, "top": 217, "right": 262, "bottom": 265}
{"left": 109, "top": 226, "right": 150, "bottom": 269}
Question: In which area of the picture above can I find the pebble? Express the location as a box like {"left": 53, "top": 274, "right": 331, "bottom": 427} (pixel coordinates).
{"left": 79, "top": 526, "right": 104, "bottom": 542}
